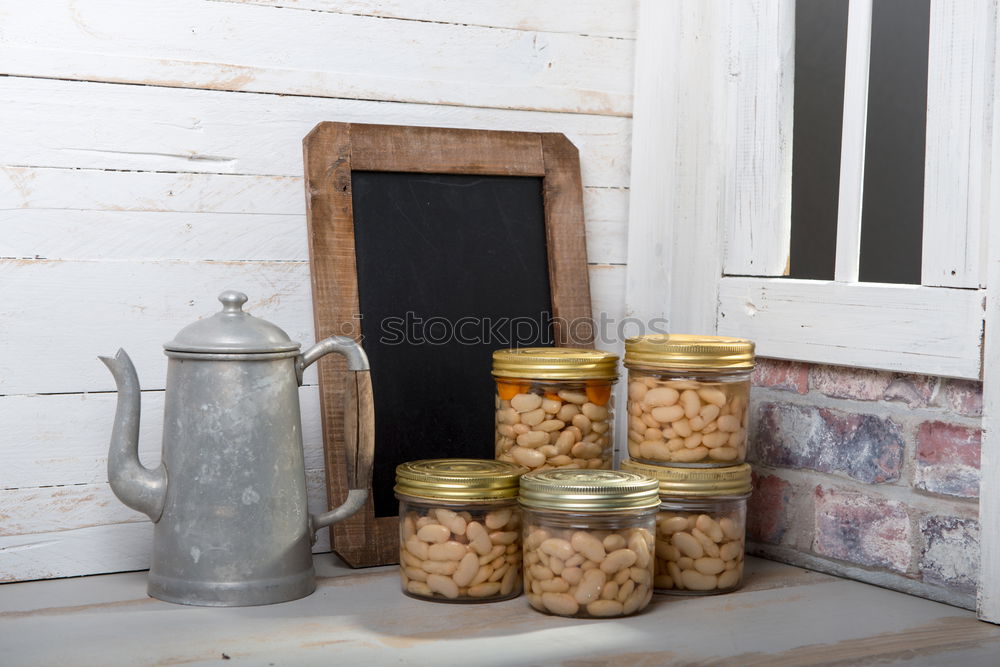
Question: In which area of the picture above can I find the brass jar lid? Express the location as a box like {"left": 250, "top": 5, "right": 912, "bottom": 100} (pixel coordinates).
{"left": 620, "top": 460, "right": 752, "bottom": 497}
{"left": 395, "top": 459, "right": 526, "bottom": 501}
{"left": 492, "top": 347, "right": 620, "bottom": 380}
{"left": 518, "top": 469, "right": 660, "bottom": 512}
{"left": 623, "top": 334, "right": 755, "bottom": 370}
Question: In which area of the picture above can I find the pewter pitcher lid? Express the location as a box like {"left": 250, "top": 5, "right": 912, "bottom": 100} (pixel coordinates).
{"left": 164, "top": 290, "right": 301, "bottom": 354}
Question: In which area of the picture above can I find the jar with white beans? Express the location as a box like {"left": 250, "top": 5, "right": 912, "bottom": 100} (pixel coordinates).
{"left": 620, "top": 460, "right": 751, "bottom": 595}
{"left": 518, "top": 469, "right": 660, "bottom": 618}
{"left": 395, "top": 459, "right": 527, "bottom": 603}
{"left": 493, "top": 348, "right": 619, "bottom": 473}
{"left": 623, "top": 334, "right": 755, "bottom": 467}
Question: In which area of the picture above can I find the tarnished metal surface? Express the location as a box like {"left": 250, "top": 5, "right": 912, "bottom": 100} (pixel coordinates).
{"left": 99, "top": 292, "right": 371, "bottom": 606}
{"left": 99, "top": 350, "right": 168, "bottom": 523}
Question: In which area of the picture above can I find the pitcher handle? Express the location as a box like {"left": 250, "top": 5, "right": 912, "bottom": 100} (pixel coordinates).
{"left": 296, "top": 336, "right": 375, "bottom": 538}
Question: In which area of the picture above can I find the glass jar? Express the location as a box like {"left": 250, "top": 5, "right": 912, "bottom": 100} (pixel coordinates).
{"left": 623, "top": 334, "right": 755, "bottom": 467}
{"left": 518, "top": 469, "right": 660, "bottom": 618}
{"left": 395, "top": 459, "right": 526, "bottom": 603}
{"left": 621, "top": 460, "right": 751, "bottom": 595}
{"left": 493, "top": 347, "right": 619, "bottom": 473}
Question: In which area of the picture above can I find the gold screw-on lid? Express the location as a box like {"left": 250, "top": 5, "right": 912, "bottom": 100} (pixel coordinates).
{"left": 620, "top": 460, "right": 752, "bottom": 497}
{"left": 623, "top": 334, "right": 755, "bottom": 370}
{"left": 492, "top": 347, "right": 620, "bottom": 380}
{"left": 395, "top": 459, "right": 526, "bottom": 501}
{"left": 518, "top": 469, "right": 661, "bottom": 512}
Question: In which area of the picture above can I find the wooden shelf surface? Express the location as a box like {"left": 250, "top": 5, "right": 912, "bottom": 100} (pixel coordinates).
{"left": 2, "top": 557, "right": 998, "bottom": 666}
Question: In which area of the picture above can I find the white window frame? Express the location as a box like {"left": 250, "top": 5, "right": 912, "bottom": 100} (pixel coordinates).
{"left": 626, "top": 0, "right": 1000, "bottom": 622}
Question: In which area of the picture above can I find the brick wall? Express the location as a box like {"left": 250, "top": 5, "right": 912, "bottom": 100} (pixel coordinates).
{"left": 747, "top": 358, "right": 981, "bottom": 609}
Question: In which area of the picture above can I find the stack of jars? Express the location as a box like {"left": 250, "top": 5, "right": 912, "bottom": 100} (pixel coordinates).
{"left": 621, "top": 334, "right": 755, "bottom": 596}
{"left": 490, "top": 347, "right": 663, "bottom": 618}
{"left": 393, "top": 335, "right": 755, "bottom": 618}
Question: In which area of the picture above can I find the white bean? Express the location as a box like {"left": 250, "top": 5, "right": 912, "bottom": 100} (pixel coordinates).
{"left": 400, "top": 506, "right": 521, "bottom": 601}
{"left": 524, "top": 524, "right": 654, "bottom": 617}
{"left": 643, "top": 387, "right": 679, "bottom": 408}
{"left": 426, "top": 574, "right": 460, "bottom": 599}
{"left": 511, "top": 393, "right": 543, "bottom": 412}
{"left": 511, "top": 446, "right": 546, "bottom": 468}
{"left": 653, "top": 509, "right": 744, "bottom": 594}
{"left": 625, "top": 373, "right": 749, "bottom": 464}
{"left": 542, "top": 592, "right": 580, "bottom": 616}
{"left": 497, "top": 384, "right": 613, "bottom": 471}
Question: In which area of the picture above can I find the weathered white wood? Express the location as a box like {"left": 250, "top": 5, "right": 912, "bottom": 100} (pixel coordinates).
{"left": 0, "top": 523, "right": 154, "bottom": 582}
{"left": 4, "top": 557, "right": 999, "bottom": 666}
{"left": 0, "top": 259, "right": 626, "bottom": 397}
{"left": 624, "top": 0, "right": 678, "bottom": 326}
{"left": 718, "top": 278, "right": 984, "bottom": 379}
{"left": 583, "top": 188, "right": 629, "bottom": 266}
{"left": 0, "top": 210, "right": 307, "bottom": 262}
{"left": 0, "top": 259, "right": 316, "bottom": 396}
{"left": 0, "top": 0, "right": 633, "bottom": 116}
{"left": 923, "top": 0, "right": 995, "bottom": 289}
{"left": 211, "top": 0, "right": 638, "bottom": 39}
{"left": 589, "top": 263, "right": 628, "bottom": 467}
{"left": 834, "top": 0, "right": 872, "bottom": 283}
{"left": 588, "top": 263, "right": 627, "bottom": 339}
{"left": 722, "top": 0, "right": 794, "bottom": 277}
{"left": 0, "top": 476, "right": 333, "bottom": 582}
{"left": 1, "top": 485, "right": 149, "bottom": 537}
{"left": 0, "top": 388, "right": 326, "bottom": 488}
{"left": 626, "top": 0, "right": 726, "bottom": 333}
{"left": 0, "top": 166, "right": 304, "bottom": 214}
{"left": 977, "top": 1, "right": 1000, "bottom": 623}
{"left": 0, "top": 184, "right": 627, "bottom": 265}
{"left": 0, "top": 77, "right": 632, "bottom": 188}
{"left": 0, "top": 0, "right": 636, "bottom": 585}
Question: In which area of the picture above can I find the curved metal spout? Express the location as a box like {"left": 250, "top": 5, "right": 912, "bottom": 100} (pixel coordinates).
{"left": 98, "top": 349, "right": 167, "bottom": 523}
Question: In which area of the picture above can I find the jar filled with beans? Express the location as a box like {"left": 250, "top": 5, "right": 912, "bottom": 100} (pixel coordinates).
{"left": 623, "top": 334, "right": 755, "bottom": 467}
{"left": 395, "top": 459, "right": 527, "bottom": 603}
{"left": 518, "top": 469, "right": 660, "bottom": 618}
{"left": 493, "top": 347, "right": 619, "bottom": 473}
{"left": 621, "top": 460, "right": 751, "bottom": 595}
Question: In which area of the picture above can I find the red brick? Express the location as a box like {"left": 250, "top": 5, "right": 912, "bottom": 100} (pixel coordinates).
{"left": 919, "top": 515, "right": 979, "bottom": 594}
{"left": 940, "top": 379, "right": 983, "bottom": 418}
{"left": 813, "top": 486, "right": 911, "bottom": 573}
{"left": 809, "top": 364, "right": 891, "bottom": 401}
{"left": 914, "top": 421, "right": 981, "bottom": 499}
{"left": 752, "top": 358, "right": 808, "bottom": 394}
{"left": 752, "top": 403, "right": 904, "bottom": 483}
{"left": 883, "top": 373, "right": 939, "bottom": 408}
{"left": 747, "top": 472, "right": 791, "bottom": 544}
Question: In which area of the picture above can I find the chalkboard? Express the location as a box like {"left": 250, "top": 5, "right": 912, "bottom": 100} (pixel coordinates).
{"left": 353, "top": 171, "right": 553, "bottom": 518}
{"left": 303, "top": 123, "right": 594, "bottom": 567}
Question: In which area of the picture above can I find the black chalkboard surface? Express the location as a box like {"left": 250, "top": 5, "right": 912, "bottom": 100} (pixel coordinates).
{"left": 304, "top": 122, "right": 594, "bottom": 566}
{"left": 352, "top": 171, "right": 553, "bottom": 517}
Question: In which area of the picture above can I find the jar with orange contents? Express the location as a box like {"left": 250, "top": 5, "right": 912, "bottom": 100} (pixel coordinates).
{"left": 493, "top": 348, "right": 619, "bottom": 473}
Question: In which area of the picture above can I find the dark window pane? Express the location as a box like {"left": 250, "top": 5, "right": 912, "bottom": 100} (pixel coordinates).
{"left": 858, "top": 0, "right": 929, "bottom": 284}
{"left": 788, "top": 0, "right": 850, "bottom": 280}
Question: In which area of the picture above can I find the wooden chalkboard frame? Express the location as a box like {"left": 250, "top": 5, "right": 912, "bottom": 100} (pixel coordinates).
{"left": 303, "top": 122, "right": 594, "bottom": 567}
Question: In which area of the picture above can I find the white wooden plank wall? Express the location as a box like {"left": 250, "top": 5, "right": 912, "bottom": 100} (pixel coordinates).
{"left": 0, "top": 0, "right": 637, "bottom": 581}
{"left": 977, "top": 0, "right": 1000, "bottom": 626}
{"left": 625, "top": 0, "right": 726, "bottom": 336}
{"left": 722, "top": 0, "right": 795, "bottom": 278}
{"left": 833, "top": 0, "right": 873, "bottom": 283}
{"left": 922, "top": 0, "right": 995, "bottom": 288}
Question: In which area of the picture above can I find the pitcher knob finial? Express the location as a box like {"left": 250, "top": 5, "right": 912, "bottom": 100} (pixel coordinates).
{"left": 218, "top": 290, "right": 249, "bottom": 313}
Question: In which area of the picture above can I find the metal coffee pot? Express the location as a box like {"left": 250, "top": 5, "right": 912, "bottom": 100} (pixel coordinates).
{"left": 100, "top": 290, "right": 374, "bottom": 606}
